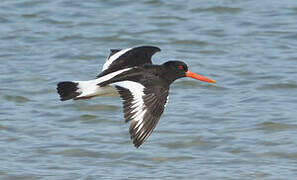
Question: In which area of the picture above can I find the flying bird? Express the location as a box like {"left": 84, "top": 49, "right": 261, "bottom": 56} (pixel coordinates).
{"left": 57, "top": 46, "right": 216, "bottom": 148}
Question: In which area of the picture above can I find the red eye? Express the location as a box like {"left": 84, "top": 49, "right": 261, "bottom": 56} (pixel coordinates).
{"left": 178, "top": 65, "right": 183, "bottom": 70}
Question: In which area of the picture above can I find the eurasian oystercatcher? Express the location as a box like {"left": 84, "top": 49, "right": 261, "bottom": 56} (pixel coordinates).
{"left": 57, "top": 46, "right": 216, "bottom": 148}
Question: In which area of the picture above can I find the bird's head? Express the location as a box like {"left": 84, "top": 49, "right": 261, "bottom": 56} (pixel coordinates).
{"left": 162, "top": 61, "right": 216, "bottom": 83}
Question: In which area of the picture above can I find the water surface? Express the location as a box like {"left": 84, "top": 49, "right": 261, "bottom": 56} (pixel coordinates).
{"left": 1, "top": 0, "right": 297, "bottom": 179}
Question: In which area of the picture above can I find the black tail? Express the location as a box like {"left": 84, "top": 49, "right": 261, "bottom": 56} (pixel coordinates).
{"left": 57, "top": 81, "right": 81, "bottom": 101}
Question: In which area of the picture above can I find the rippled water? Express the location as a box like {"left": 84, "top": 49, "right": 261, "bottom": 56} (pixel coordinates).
{"left": 1, "top": 0, "right": 297, "bottom": 179}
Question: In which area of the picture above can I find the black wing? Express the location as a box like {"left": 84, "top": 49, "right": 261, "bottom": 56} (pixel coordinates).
{"left": 108, "top": 49, "right": 122, "bottom": 57}
{"left": 97, "top": 46, "right": 161, "bottom": 78}
{"left": 115, "top": 84, "right": 169, "bottom": 148}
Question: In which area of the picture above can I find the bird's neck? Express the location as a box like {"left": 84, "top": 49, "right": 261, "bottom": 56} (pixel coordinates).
{"left": 143, "top": 64, "right": 179, "bottom": 84}
{"left": 159, "top": 66, "right": 179, "bottom": 85}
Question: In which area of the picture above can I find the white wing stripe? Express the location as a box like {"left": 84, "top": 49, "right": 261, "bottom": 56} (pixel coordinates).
{"left": 114, "top": 81, "right": 145, "bottom": 109}
{"left": 164, "top": 95, "right": 169, "bottom": 107}
{"left": 132, "top": 107, "right": 146, "bottom": 120}
{"left": 95, "top": 68, "right": 132, "bottom": 85}
{"left": 136, "top": 123, "right": 144, "bottom": 133}
{"left": 131, "top": 100, "right": 142, "bottom": 111}
{"left": 113, "top": 81, "right": 147, "bottom": 127}
{"left": 102, "top": 48, "right": 132, "bottom": 71}
{"left": 135, "top": 109, "right": 147, "bottom": 133}
{"left": 75, "top": 68, "right": 132, "bottom": 98}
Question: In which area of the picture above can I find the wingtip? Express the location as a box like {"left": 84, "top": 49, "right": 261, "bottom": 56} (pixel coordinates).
{"left": 135, "top": 45, "right": 161, "bottom": 53}
{"left": 133, "top": 140, "right": 142, "bottom": 148}
{"left": 134, "top": 144, "right": 141, "bottom": 148}
{"left": 151, "top": 46, "right": 161, "bottom": 52}
{"left": 153, "top": 46, "right": 161, "bottom": 52}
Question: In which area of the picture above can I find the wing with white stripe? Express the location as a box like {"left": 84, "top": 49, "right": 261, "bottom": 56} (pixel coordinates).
{"left": 102, "top": 48, "right": 131, "bottom": 72}
{"left": 98, "top": 46, "right": 161, "bottom": 78}
{"left": 114, "top": 81, "right": 169, "bottom": 148}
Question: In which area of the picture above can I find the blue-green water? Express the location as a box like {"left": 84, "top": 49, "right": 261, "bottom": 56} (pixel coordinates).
{"left": 1, "top": 0, "right": 297, "bottom": 179}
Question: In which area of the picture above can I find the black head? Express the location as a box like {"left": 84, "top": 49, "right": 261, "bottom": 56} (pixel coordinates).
{"left": 162, "top": 60, "right": 216, "bottom": 84}
{"left": 163, "top": 61, "right": 188, "bottom": 71}
{"left": 162, "top": 61, "right": 189, "bottom": 83}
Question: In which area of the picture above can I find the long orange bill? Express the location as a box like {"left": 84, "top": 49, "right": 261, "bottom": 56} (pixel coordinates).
{"left": 186, "top": 70, "right": 216, "bottom": 83}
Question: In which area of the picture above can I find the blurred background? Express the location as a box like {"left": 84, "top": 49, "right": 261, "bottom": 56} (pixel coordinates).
{"left": 1, "top": 0, "right": 297, "bottom": 179}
